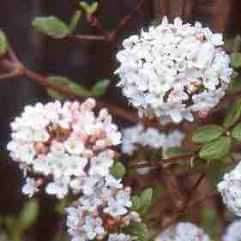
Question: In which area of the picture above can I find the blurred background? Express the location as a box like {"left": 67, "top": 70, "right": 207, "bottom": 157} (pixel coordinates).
{"left": 0, "top": 0, "right": 241, "bottom": 240}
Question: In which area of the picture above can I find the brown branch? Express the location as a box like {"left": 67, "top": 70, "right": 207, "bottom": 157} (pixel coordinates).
{"left": 73, "top": 34, "right": 106, "bottom": 41}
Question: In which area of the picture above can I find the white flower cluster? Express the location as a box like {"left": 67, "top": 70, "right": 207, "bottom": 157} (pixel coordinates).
{"left": 116, "top": 17, "right": 232, "bottom": 123}
{"left": 66, "top": 174, "right": 141, "bottom": 241}
{"left": 7, "top": 98, "right": 121, "bottom": 198}
{"left": 121, "top": 124, "right": 185, "bottom": 156}
{"left": 218, "top": 161, "right": 241, "bottom": 216}
{"left": 155, "top": 222, "right": 210, "bottom": 241}
{"left": 223, "top": 220, "right": 241, "bottom": 241}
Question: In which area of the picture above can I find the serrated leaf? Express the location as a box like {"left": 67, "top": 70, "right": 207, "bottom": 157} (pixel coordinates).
{"left": 165, "top": 146, "right": 191, "bottom": 158}
{"left": 232, "top": 122, "right": 241, "bottom": 141}
{"left": 19, "top": 200, "right": 39, "bottom": 230}
{"left": 192, "top": 125, "right": 225, "bottom": 143}
{"left": 47, "top": 76, "right": 91, "bottom": 99}
{"left": 223, "top": 98, "right": 241, "bottom": 129}
{"left": 0, "top": 31, "right": 8, "bottom": 56}
{"left": 111, "top": 161, "right": 126, "bottom": 179}
{"left": 139, "top": 188, "right": 153, "bottom": 215}
{"left": 69, "top": 10, "right": 82, "bottom": 32}
{"left": 126, "top": 223, "right": 150, "bottom": 241}
{"left": 91, "top": 79, "right": 110, "bottom": 97}
{"left": 231, "top": 52, "right": 241, "bottom": 68}
{"left": 32, "top": 16, "right": 71, "bottom": 39}
{"left": 199, "top": 136, "right": 231, "bottom": 161}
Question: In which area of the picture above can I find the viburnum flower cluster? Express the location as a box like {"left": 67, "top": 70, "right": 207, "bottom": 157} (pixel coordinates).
{"left": 222, "top": 220, "right": 241, "bottom": 241}
{"left": 116, "top": 17, "right": 232, "bottom": 123}
{"left": 66, "top": 175, "right": 141, "bottom": 241}
{"left": 218, "top": 161, "right": 241, "bottom": 216}
{"left": 121, "top": 124, "right": 185, "bottom": 156}
{"left": 7, "top": 98, "right": 141, "bottom": 241}
{"left": 7, "top": 98, "right": 121, "bottom": 198}
{"left": 155, "top": 222, "right": 210, "bottom": 241}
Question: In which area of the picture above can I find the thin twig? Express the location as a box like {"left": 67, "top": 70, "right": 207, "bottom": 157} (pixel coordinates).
{"left": 73, "top": 34, "right": 106, "bottom": 41}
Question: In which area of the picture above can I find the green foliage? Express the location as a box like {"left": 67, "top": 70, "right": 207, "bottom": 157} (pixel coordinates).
{"left": 192, "top": 125, "right": 225, "bottom": 143}
{"left": 32, "top": 16, "right": 71, "bottom": 39}
{"left": 131, "top": 188, "right": 153, "bottom": 216}
{"left": 165, "top": 146, "right": 191, "bottom": 158}
{"left": 199, "top": 136, "right": 231, "bottom": 161}
{"left": 223, "top": 98, "right": 241, "bottom": 129}
{"left": 231, "top": 122, "right": 241, "bottom": 141}
{"left": 19, "top": 200, "right": 39, "bottom": 230}
{"left": 201, "top": 207, "right": 220, "bottom": 240}
{"left": 111, "top": 161, "right": 126, "bottom": 179}
{"left": 0, "top": 31, "right": 8, "bottom": 56}
{"left": 47, "top": 76, "right": 91, "bottom": 99}
{"left": 69, "top": 10, "right": 82, "bottom": 32}
{"left": 3, "top": 200, "right": 39, "bottom": 241}
{"left": 125, "top": 223, "right": 151, "bottom": 241}
{"left": 91, "top": 79, "right": 110, "bottom": 97}
{"left": 79, "top": 2, "right": 99, "bottom": 16}
{"left": 231, "top": 52, "right": 241, "bottom": 68}
{"left": 47, "top": 76, "right": 110, "bottom": 99}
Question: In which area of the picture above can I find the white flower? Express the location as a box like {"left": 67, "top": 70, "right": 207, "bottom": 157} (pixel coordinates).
{"left": 222, "top": 220, "right": 241, "bottom": 241}
{"left": 116, "top": 17, "right": 232, "bottom": 124}
{"left": 7, "top": 98, "right": 121, "bottom": 198}
{"left": 89, "top": 151, "right": 114, "bottom": 177}
{"left": 45, "top": 178, "right": 69, "bottom": 199}
{"left": 22, "top": 178, "right": 40, "bottom": 197}
{"left": 104, "top": 199, "right": 129, "bottom": 217}
{"left": 121, "top": 124, "right": 184, "bottom": 157}
{"left": 155, "top": 222, "right": 210, "bottom": 241}
{"left": 108, "top": 233, "right": 134, "bottom": 241}
{"left": 218, "top": 161, "right": 241, "bottom": 216}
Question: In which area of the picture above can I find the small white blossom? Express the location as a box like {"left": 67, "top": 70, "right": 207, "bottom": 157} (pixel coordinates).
{"left": 22, "top": 178, "right": 40, "bottom": 198}
{"left": 222, "top": 220, "right": 241, "bottom": 241}
{"left": 107, "top": 233, "right": 134, "bottom": 241}
{"left": 7, "top": 99, "right": 121, "bottom": 198}
{"left": 121, "top": 124, "right": 184, "bottom": 157}
{"left": 218, "top": 161, "right": 241, "bottom": 216}
{"left": 116, "top": 17, "right": 232, "bottom": 123}
{"left": 155, "top": 222, "right": 210, "bottom": 241}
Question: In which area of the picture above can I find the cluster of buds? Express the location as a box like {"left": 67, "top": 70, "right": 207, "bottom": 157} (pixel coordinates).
{"left": 7, "top": 98, "right": 121, "bottom": 198}
{"left": 116, "top": 17, "right": 232, "bottom": 124}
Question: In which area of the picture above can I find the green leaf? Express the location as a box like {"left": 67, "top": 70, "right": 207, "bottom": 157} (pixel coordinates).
{"left": 232, "top": 122, "right": 241, "bottom": 141}
{"left": 91, "top": 79, "right": 110, "bottom": 97}
{"left": 79, "top": 2, "right": 98, "bottom": 15}
{"left": 223, "top": 98, "right": 241, "bottom": 129}
{"left": 199, "top": 136, "right": 231, "bottom": 161}
{"left": 111, "top": 161, "right": 126, "bottom": 179}
{"left": 19, "top": 200, "right": 39, "bottom": 230}
{"left": 165, "top": 147, "right": 191, "bottom": 158}
{"left": 32, "top": 16, "right": 71, "bottom": 39}
{"left": 139, "top": 188, "right": 153, "bottom": 215}
{"left": 126, "top": 223, "right": 151, "bottom": 241}
{"left": 131, "top": 195, "right": 141, "bottom": 211}
{"left": 69, "top": 10, "right": 82, "bottom": 32}
{"left": 0, "top": 31, "right": 8, "bottom": 56}
{"left": 231, "top": 52, "right": 241, "bottom": 68}
{"left": 47, "top": 76, "right": 91, "bottom": 99}
{"left": 192, "top": 125, "right": 225, "bottom": 143}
